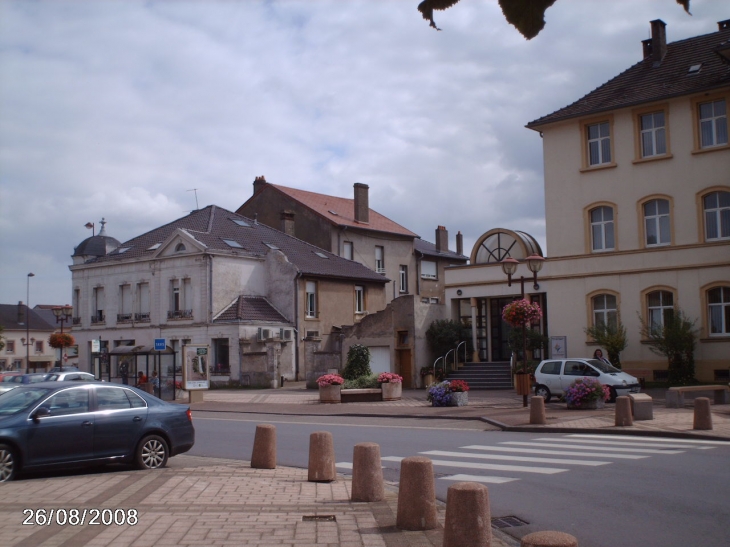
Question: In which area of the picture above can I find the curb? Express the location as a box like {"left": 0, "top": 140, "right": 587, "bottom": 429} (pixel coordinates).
{"left": 190, "top": 405, "right": 488, "bottom": 421}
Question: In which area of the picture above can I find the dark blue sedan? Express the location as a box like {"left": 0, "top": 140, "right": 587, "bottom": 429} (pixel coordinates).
{"left": 0, "top": 382, "right": 194, "bottom": 482}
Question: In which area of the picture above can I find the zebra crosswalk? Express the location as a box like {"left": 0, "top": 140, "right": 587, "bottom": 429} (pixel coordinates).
{"left": 335, "top": 434, "right": 726, "bottom": 486}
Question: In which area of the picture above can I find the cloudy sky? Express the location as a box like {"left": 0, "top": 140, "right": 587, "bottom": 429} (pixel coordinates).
{"left": 0, "top": 0, "right": 726, "bottom": 306}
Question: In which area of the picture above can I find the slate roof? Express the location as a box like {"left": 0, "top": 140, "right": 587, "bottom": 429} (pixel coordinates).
{"left": 413, "top": 238, "right": 468, "bottom": 262}
{"left": 527, "top": 23, "right": 730, "bottom": 128}
{"left": 264, "top": 184, "right": 419, "bottom": 238}
{"left": 214, "top": 296, "right": 290, "bottom": 324}
{"left": 0, "top": 304, "right": 55, "bottom": 331}
{"left": 85, "top": 205, "right": 389, "bottom": 284}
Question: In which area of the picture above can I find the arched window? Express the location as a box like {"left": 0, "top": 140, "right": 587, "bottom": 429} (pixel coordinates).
{"left": 643, "top": 199, "right": 670, "bottom": 246}
{"left": 175, "top": 243, "right": 186, "bottom": 252}
{"left": 592, "top": 294, "right": 617, "bottom": 329}
{"left": 703, "top": 191, "right": 730, "bottom": 241}
{"left": 647, "top": 290, "right": 674, "bottom": 332}
{"left": 590, "top": 206, "right": 615, "bottom": 252}
{"left": 708, "top": 286, "right": 730, "bottom": 335}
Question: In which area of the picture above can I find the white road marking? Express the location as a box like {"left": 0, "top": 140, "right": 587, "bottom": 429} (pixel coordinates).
{"left": 532, "top": 437, "right": 712, "bottom": 450}
{"left": 380, "top": 456, "right": 566, "bottom": 475}
{"left": 420, "top": 449, "right": 610, "bottom": 466}
{"left": 567, "top": 434, "right": 730, "bottom": 446}
{"left": 500, "top": 441, "right": 684, "bottom": 454}
{"left": 461, "top": 445, "right": 648, "bottom": 459}
{"left": 440, "top": 474, "right": 518, "bottom": 484}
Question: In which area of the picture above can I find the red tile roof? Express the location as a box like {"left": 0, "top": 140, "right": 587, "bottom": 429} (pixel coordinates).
{"left": 267, "top": 184, "right": 419, "bottom": 238}
{"left": 527, "top": 24, "right": 730, "bottom": 128}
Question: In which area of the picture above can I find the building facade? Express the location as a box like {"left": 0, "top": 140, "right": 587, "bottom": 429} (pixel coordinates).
{"left": 0, "top": 303, "right": 56, "bottom": 372}
{"left": 446, "top": 20, "right": 730, "bottom": 382}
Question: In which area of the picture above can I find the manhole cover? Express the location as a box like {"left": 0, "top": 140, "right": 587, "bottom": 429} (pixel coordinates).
{"left": 302, "top": 515, "right": 337, "bottom": 522}
{"left": 491, "top": 516, "right": 529, "bottom": 529}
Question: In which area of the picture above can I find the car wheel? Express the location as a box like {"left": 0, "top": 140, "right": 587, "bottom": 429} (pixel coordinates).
{"left": 0, "top": 444, "right": 18, "bottom": 482}
{"left": 135, "top": 435, "right": 169, "bottom": 470}
{"left": 534, "top": 385, "right": 552, "bottom": 403}
{"left": 608, "top": 387, "right": 618, "bottom": 403}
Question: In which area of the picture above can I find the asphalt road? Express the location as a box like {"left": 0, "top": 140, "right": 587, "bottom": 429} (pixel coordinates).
{"left": 190, "top": 410, "right": 730, "bottom": 547}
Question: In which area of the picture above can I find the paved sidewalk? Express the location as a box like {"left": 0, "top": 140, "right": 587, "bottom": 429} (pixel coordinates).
{"left": 0, "top": 455, "right": 517, "bottom": 547}
{"left": 195, "top": 384, "right": 730, "bottom": 441}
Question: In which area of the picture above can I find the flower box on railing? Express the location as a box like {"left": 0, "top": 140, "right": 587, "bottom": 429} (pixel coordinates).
{"left": 167, "top": 310, "right": 193, "bottom": 320}
{"left": 117, "top": 313, "right": 133, "bottom": 323}
{"left": 135, "top": 313, "right": 151, "bottom": 322}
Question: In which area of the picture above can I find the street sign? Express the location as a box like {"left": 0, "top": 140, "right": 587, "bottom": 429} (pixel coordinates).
{"left": 154, "top": 338, "right": 166, "bottom": 351}
{"left": 91, "top": 340, "right": 100, "bottom": 353}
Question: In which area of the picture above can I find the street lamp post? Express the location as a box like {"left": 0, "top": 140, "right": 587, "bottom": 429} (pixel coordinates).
{"left": 501, "top": 255, "right": 545, "bottom": 407}
{"left": 52, "top": 305, "right": 74, "bottom": 372}
{"left": 25, "top": 273, "right": 35, "bottom": 373}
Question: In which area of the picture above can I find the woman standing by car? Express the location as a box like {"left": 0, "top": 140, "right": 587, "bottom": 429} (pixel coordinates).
{"left": 593, "top": 349, "right": 611, "bottom": 365}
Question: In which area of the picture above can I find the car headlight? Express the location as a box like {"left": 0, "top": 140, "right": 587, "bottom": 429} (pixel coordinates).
{"left": 622, "top": 380, "right": 627, "bottom": 386}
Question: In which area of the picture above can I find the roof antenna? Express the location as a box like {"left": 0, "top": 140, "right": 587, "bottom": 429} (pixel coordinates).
{"left": 187, "top": 189, "right": 199, "bottom": 210}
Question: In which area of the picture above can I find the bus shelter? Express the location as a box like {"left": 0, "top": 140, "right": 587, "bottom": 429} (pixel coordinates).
{"left": 101, "top": 345, "right": 180, "bottom": 401}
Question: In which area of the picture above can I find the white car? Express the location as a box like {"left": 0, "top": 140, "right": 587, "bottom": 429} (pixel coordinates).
{"left": 533, "top": 358, "right": 641, "bottom": 403}
{"left": 44, "top": 371, "right": 98, "bottom": 382}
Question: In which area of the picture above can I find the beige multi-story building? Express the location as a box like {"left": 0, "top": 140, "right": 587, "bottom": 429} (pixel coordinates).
{"left": 446, "top": 19, "right": 730, "bottom": 382}
{"left": 0, "top": 303, "right": 56, "bottom": 372}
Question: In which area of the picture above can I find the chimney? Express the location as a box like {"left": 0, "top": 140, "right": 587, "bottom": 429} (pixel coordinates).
{"left": 456, "top": 231, "right": 463, "bottom": 256}
{"left": 643, "top": 19, "right": 667, "bottom": 63}
{"left": 353, "top": 183, "right": 369, "bottom": 223}
{"left": 280, "top": 210, "right": 295, "bottom": 236}
{"left": 253, "top": 175, "right": 267, "bottom": 196}
{"left": 719, "top": 19, "right": 730, "bottom": 31}
{"left": 435, "top": 226, "right": 449, "bottom": 252}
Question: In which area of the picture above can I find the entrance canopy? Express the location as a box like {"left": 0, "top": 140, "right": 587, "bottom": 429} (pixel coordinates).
{"left": 470, "top": 228, "right": 543, "bottom": 264}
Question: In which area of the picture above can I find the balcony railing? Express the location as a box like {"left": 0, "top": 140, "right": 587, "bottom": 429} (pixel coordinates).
{"left": 167, "top": 309, "right": 193, "bottom": 320}
{"left": 134, "top": 313, "right": 150, "bottom": 322}
{"left": 91, "top": 314, "right": 105, "bottom": 324}
{"left": 72, "top": 317, "right": 81, "bottom": 325}
{"left": 117, "top": 313, "right": 133, "bottom": 323}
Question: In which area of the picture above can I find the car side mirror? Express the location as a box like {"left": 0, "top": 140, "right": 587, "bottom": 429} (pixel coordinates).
{"left": 32, "top": 407, "right": 51, "bottom": 423}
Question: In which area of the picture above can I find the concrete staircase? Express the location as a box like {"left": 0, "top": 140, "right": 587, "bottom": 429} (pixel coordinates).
{"left": 444, "top": 361, "right": 513, "bottom": 390}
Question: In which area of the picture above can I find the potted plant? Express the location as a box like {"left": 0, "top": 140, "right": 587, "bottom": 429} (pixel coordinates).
{"left": 49, "top": 332, "right": 75, "bottom": 349}
{"left": 427, "top": 381, "right": 452, "bottom": 407}
{"left": 448, "top": 379, "right": 469, "bottom": 407}
{"left": 378, "top": 372, "right": 403, "bottom": 400}
{"left": 317, "top": 374, "right": 345, "bottom": 404}
{"left": 420, "top": 366, "right": 435, "bottom": 388}
{"left": 502, "top": 299, "right": 542, "bottom": 398}
{"left": 564, "top": 378, "right": 610, "bottom": 410}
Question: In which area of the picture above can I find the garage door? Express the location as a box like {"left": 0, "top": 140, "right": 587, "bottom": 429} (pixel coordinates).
{"left": 367, "top": 346, "right": 391, "bottom": 375}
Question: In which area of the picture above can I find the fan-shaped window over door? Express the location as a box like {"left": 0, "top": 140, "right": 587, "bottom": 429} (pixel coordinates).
{"left": 472, "top": 230, "right": 542, "bottom": 265}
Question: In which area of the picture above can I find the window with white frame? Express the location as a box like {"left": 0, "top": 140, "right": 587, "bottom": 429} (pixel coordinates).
{"left": 592, "top": 294, "right": 617, "bottom": 329}
{"left": 171, "top": 279, "right": 181, "bottom": 312}
{"left": 355, "top": 285, "right": 365, "bottom": 313}
{"left": 699, "top": 99, "right": 728, "bottom": 148}
{"left": 119, "top": 284, "right": 132, "bottom": 321}
{"left": 644, "top": 199, "right": 670, "bottom": 246}
{"left": 399, "top": 265, "right": 408, "bottom": 293}
{"left": 704, "top": 191, "right": 730, "bottom": 241}
{"left": 136, "top": 282, "right": 150, "bottom": 321}
{"left": 305, "top": 281, "right": 316, "bottom": 318}
{"left": 708, "top": 286, "right": 730, "bottom": 336}
{"left": 587, "top": 121, "right": 611, "bottom": 166}
{"left": 5, "top": 341, "right": 15, "bottom": 353}
{"left": 590, "top": 206, "right": 615, "bottom": 251}
{"left": 35, "top": 341, "right": 43, "bottom": 353}
{"left": 421, "top": 260, "right": 437, "bottom": 279}
{"left": 639, "top": 111, "right": 667, "bottom": 157}
{"left": 647, "top": 291, "right": 674, "bottom": 333}
{"left": 375, "top": 246, "right": 385, "bottom": 274}
{"left": 343, "top": 241, "right": 353, "bottom": 260}
{"left": 92, "top": 287, "right": 105, "bottom": 322}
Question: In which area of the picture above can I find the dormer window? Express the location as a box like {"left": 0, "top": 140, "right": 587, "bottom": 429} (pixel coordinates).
{"left": 175, "top": 243, "right": 186, "bottom": 252}
{"left": 223, "top": 239, "right": 243, "bottom": 249}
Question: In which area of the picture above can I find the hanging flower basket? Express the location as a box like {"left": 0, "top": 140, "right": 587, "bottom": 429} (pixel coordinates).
{"left": 501, "top": 299, "right": 542, "bottom": 328}
{"left": 49, "top": 332, "right": 75, "bottom": 349}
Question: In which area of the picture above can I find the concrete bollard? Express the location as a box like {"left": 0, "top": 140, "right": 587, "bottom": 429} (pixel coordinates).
{"left": 693, "top": 397, "right": 713, "bottom": 430}
{"left": 351, "top": 442, "right": 385, "bottom": 502}
{"left": 443, "top": 482, "right": 491, "bottom": 547}
{"left": 308, "top": 431, "right": 337, "bottom": 482}
{"left": 530, "top": 396, "right": 547, "bottom": 425}
{"left": 250, "top": 424, "right": 277, "bottom": 469}
{"left": 521, "top": 531, "right": 578, "bottom": 547}
{"left": 615, "top": 396, "right": 633, "bottom": 427}
{"left": 396, "top": 456, "right": 438, "bottom": 531}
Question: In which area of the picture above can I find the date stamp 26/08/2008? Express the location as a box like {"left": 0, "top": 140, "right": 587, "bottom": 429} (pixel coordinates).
{"left": 22, "top": 508, "right": 138, "bottom": 526}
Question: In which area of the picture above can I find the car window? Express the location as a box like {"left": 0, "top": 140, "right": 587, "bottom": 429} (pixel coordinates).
{"left": 0, "top": 388, "right": 51, "bottom": 416}
{"left": 28, "top": 375, "right": 48, "bottom": 384}
{"left": 587, "top": 359, "right": 621, "bottom": 374}
{"left": 43, "top": 388, "right": 90, "bottom": 417}
{"left": 45, "top": 374, "right": 59, "bottom": 381}
{"left": 564, "top": 361, "right": 590, "bottom": 376}
{"left": 6, "top": 376, "right": 24, "bottom": 384}
{"left": 77, "top": 373, "right": 96, "bottom": 381}
{"left": 539, "top": 361, "right": 562, "bottom": 375}
{"left": 124, "top": 390, "right": 147, "bottom": 408}
{"left": 96, "top": 387, "right": 135, "bottom": 410}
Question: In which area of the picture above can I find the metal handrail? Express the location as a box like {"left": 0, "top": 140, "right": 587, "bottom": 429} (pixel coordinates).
{"left": 433, "top": 356, "right": 444, "bottom": 379}
{"left": 444, "top": 349, "right": 455, "bottom": 374}
{"left": 456, "top": 341, "right": 467, "bottom": 366}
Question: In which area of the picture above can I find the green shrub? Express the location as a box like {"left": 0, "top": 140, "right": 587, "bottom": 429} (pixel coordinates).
{"left": 426, "top": 319, "right": 472, "bottom": 360}
{"left": 584, "top": 319, "right": 628, "bottom": 368}
{"left": 342, "top": 344, "right": 372, "bottom": 380}
{"left": 640, "top": 309, "right": 698, "bottom": 384}
{"left": 343, "top": 374, "right": 379, "bottom": 389}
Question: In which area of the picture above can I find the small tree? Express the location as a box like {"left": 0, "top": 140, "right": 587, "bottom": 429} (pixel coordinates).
{"left": 640, "top": 309, "right": 698, "bottom": 384}
{"left": 584, "top": 320, "right": 628, "bottom": 369}
{"left": 507, "top": 328, "right": 549, "bottom": 368}
{"left": 425, "top": 319, "right": 472, "bottom": 362}
{"left": 0, "top": 325, "right": 5, "bottom": 352}
{"left": 342, "top": 344, "right": 372, "bottom": 380}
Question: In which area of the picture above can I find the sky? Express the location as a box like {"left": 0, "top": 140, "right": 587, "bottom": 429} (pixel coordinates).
{"left": 1, "top": 0, "right": 727, "bottom": 306}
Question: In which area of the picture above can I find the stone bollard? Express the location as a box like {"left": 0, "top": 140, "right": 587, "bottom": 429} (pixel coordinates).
{"left": 530, "top": 396, "right": 547, "bottom": 425}
{"left": 521, "top": 531, "right": 578, "bottom": 547}
{"left": 443, "top": 482, "right": 491, "bottom": 547}
{"left": 351, "top": 442, "right": 385, "bottom": 502}
{"left": 396, "top": 456, "right": 438, "bottom": 531}
{"left": 250, "top": 424, "right": 277, "bottom": 469}
{"left": 615, "top": 396, "right": 633, "bottom": 427}
{"left": 693, "top": 397, "right": 713, "bottom": 430}
{"left": 308, "top": 431, "right": 337, "bottom": 482}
